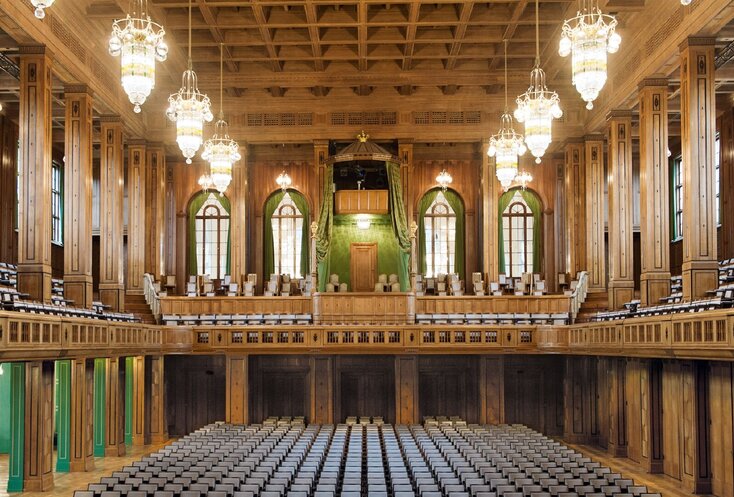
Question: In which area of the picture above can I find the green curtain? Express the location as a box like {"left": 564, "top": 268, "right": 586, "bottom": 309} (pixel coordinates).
{"left": 385, "top": 162, "right": 411, "bottom": 291}
{"left": 315, "top": 165, "right": 334, "bottom": 291}
{"left": 263, "top": 189, "right": 311, "bottom": 279}
{"left": 497, "top": 188, "right": 542, "bottom": 274}
{"left": 188, "top": 191, "right": 231, "bottom": 276}
{"left": 417, "top": 188, "right": 465, "bottom": 278}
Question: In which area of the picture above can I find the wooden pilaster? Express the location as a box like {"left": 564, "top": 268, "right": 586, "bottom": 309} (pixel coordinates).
{"left": 104, "top": 357, "right": 125, "bottom": 457}
{"left": 607, "top": 112, "right": 635, "bottom": 309}
{"left": 398, "top": 140, "right": 414, "bottom": 222}
{"left": 680, "top": 37, "right": 719, "bottom": 300}
{"left": 148, "top": 356, "right": 168, "bottom": 443}
{"left": 0, "top": 115, "right": 19, "bottom": 265}
{"left": 98, "top": 117, "right": 125, "bottom": 311}
{"left": 131, "top": 356, "right": 147, "bottom": 446}
{"left": 69, "top": 358, "right": 94, "bottom": 472}
{"left": 639, "top": 80, "right": 671, "bottom": 305}
{"left": 310, "top": 356, "right": 334, "bottom": 424}
{"left": 24, "top": 361, "right": 54, "bottom": 491}
{"left": 146, "top": 145, "right": 167, "bottom": 279}
{"left": 626, "top": 359, "right": 663, "bottom": 473}
{"left": 395, "top": 356, "right": 418, "bottom": 425}
{"left": 229, "top": 145, "right": 248, "bottom": 286}
{"left": 479, "top": 356, "right": 505, "bottom": 425}
{"left": 563, "top": 356, "right": 598, "bottom": 444}
{"left": 17, "top": 46, "right": 53, "bottom": 303}
{"left": 126, "top": 141, "right": 147, "bottom": 295}
{"left": 313, "top": 140, "right": 329, "bottom": 217}
{"left": 585, "top": 136, "right": 606, "bottom": 291}
{"left": 564, "top": 140, "right": 586, "bottom": 278}
{"left": 482, "top": 139, "right": 500, "bottom": 281}
{"left": 225, "top": 355, "right": 249, "bottom": 425}
{"left": 607, "top": 358, "right": 628, "bottom": 457}
{"left": 63, "top": 85, "right": 94, "bottom": 308}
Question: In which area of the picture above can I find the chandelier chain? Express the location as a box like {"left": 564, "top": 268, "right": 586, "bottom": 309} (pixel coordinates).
{"left": 534, "top": 0, "right": 540, "bottom": 66}
{"left": 187, "top": 0, "right": 193, "bottom": 68}
{"left": 219, "top": 43, "right": 224, "bottom": 118}
{"left": 503, "top": 39, "right": 508, "bottom": 113}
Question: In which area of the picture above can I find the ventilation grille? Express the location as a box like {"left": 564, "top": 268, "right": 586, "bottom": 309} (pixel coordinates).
{"left": 331, "top": 112, "right": 397, "bottom": 126}
{"left": 246, "top": 113, "right": 313, "bottom": 127}
{"left": 413, "top": 111, "right": 481, "bottom": 125}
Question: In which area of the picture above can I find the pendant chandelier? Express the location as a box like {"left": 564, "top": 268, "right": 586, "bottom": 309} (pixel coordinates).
{"left": 166, "top": 0, "right": 213, "bottom": 164}
{"left": 30, "top": 0, "right": 54, "bottom": 19}
{"left": 109, "top": 0, "right": 168, "bottom": 113}
{"left": 516, "top": 170, "right": 533, "bottom": 190}
{"left": 558, "top": 0, "right": 621, "bottom": 110}
{"left": 488, "top": 41, "right": 527, "bottom": 190}
{"left": 198, "top": 173, "right": 214, "bottom": 191}
{"left": 436, "top": 169, "right": 453, "bottom": 191}
{"left": 515, "top": 0, "right": 562, "bottom": 164}
{"left": 201, "top": 44, "right": 241, "bottom": 193}
{"left": 276, "top": 171, "right": 292, "bottom": 192}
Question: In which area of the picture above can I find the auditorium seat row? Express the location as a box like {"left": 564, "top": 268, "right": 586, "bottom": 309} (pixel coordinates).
{"left": 416, "top": 313, "right": 570, "bottom": 326}
{"left": 162, "top": 314, "right": 313, "bottom": 327}
{"left": 74, "top": 421, "right": 661, "bottom": 497}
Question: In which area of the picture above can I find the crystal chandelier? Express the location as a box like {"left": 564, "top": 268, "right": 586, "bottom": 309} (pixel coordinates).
{"left": 198, "top": 173, "right": 214, "bottom": 191}
{"left": 166, "top": 0, "right": 213, "bottom": 164}
{"left": 515, "top": 0, "right": 562, "bottom": 164}
{"left": 488, "top": 41, "right": 527, "bottom": 190}
{"left": 109, "top": 0, "right": 168, "bottom": 114}
{"left": 516, "top": 170, "right": 533, "bottom": 190}
{"left": 436, "top": 169, "right": 453, "bottom": 191}
{"left": 276, "top": 171, "right": 292, "bottom": 192}
{"left": 30, "top": 0, "right": 54, "bottom": 19}
{"left": 558, "top": 0, "right": 621, "bottom": 110}
{"left": 201, "top": 44, "right": 241, "bottom": 193}
{"left": 680, "top": 0, "right": 692, "bottom": 4}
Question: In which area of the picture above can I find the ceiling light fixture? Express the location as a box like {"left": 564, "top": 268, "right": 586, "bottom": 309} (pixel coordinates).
{"left": 109, "top": 0, "right": 168, "bottom": 113}
{"left": 489, "top": 40, "right": 527, "bottom": 190}
{"left": 516, "top": 170, "right": 533, "bottom": 190}
{"left": 198, "top": 173, "right": 214, "bottom": 191}
{"left": 30, "top": 0, "right": 54, "bottom": 19}
{"left": 201, "top": 44, "right": 241, "bottom": 194}
{"left": 276, "top": 171, "right": 292, "bottom": 192}
{"left": 559, "top": 0, "right": 621, "bottom": 110}
{"left": 436, "top": 169, "right": 453, "bottom": 191}
{"left": 515, "top": 0, "right": 562, "bottom": 164}
{"left": 166, "top": 0, "right": 213, "bottom": 164}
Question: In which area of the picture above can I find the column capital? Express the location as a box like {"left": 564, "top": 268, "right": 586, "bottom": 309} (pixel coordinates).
{"left": 127, "top": 139, "right": 147, "bottom": 146}
{"left": 99, "top": 114, "right": 122, "bottom": 124}
{"left": 584, "top": 134, "right": 605, "bottom": 142}
{"left": 18, "top": 44, "right": 49, "bottom": 56}
{"left": 606, "top": 109, "right": 634, "bottom": 122}
{"left": 64, "top": 84, "right": 93, "bottom": 96}
{"left": 638, "top": 77, "right": 669, "bottom": 89}
{"left": 679, "top": 36, "right": 717, "bottom": 50}
{"left": 563, "top": 137, "right": 585, "bottom": 147}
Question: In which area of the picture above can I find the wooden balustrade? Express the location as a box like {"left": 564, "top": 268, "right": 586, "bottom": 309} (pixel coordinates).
{"left": 159, "top": 296, "right": 313, "bottom": 316}
{"left": 314, "top": 293, "right": 415, "bottom": 324}
{"left": 416, "top": 295, "right": 572, "bottom": 315}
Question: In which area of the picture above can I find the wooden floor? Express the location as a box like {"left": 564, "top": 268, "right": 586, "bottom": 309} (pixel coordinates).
{"left": 0, "top": 438, "right": 704, "bottom": 497}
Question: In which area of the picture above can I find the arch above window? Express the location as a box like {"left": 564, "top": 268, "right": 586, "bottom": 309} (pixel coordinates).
{"left": 418, "top": 188, "right": 465, "bottom": 278}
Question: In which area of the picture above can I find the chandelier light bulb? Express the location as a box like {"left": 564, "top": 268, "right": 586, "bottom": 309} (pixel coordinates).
{"left": 276, "top": 171, "right": 292, "bottom": 192}
{"left": 109, "top": 0, "right": 168, "bottom": 113}
{"left": 31, "top": 0, "right": 54, "bottom": 18}
{"left": 559, "top": 1, "right": 620, "bottom": 110}
{"left": 489, "top": 113, "right": 527, "bottom": 190}
{"left": 516, "top": 170, "right": 533, "bottom": 190}
{"left": 680, "top": 0, "right": 692, "bottom": 4}
{"left": 202, "top": 119, "right": 240, "bottom": 193}
{"left": 198, "top": 173, "right": 214, "bottom": 191}
{"left": 436, "top": 169, "right": 453, "bottom": 191}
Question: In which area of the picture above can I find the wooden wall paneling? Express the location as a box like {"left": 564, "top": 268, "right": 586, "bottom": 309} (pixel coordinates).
{"left": 98, "top": 117, "right": 125, "bottom": 311}
{"left": 585, "top": 136, "right": 607, "bottom": 293}
{"left": 126, "top": 142, "right": 147, "bottom": 294}
{"left": 63, "top": 86, "right": 94, "bottom": 308}
{"left": 69, "top": 358, "right": 94, "bottom": 471}
{"left": 606, "top": 113, "right": 635, "bottom": 309}
{"left": 0, "top": 115, "right": 18, "bottom": 264}
{"left": 564, "top": 356, "right": 597, "bottom": 444}
{"left": 226, "top": 355, "right": 249, "bottom": 425}
{"left": 164, "top": 355, "right": 223, "bottom": 436}
{"left": 663, "top": 360, "right": 683, "bottom": 480}
{"left": 639, "top": 80, "right": 672, "bottom": 305}
{"left": 104, "top": 357, "right": 125, "bottom": 457}
{"left": 145, "top": 146, "right": 167, "bottom": 279}
{"left": 503, "top": 356, "right": 564, "bottom": 434}
{"left": 709, "top": 362, "right": 734, "bottom": 497}
{"left": 310, "top": 356, "right": 334, "bottom": 424}
{"left": 175, "top": 213, "right": 187, "bottom": 295}
{"left": 24, "top": 360, "right": 54, "bottom": 491}
{"left": 165, "top": 163, "right": 176, "bottom": 279}
{"left": 607, "top": 357, "right": 628, "bottom": 457}
{"left": 480, "top": 356, "right": 505, "bottom": 425}
{"left": 17, "top": 47, "right": 53, "bottom": 303}
{"left": 399, "top": 141, "right": 414, "bottom": 223}
{"left": 333, "top": 356, "right": 395, "bottom": 424}
{"left": 229, "top": 145, "right": 248, "bottom": 286}
{"left": 148, "top": 355, "right": 168, "bottom": 443}
{"left": 596, "top": 358, "right": 610, "bottom": 449}
{"left": 680, "top": 38, "right": 719, "bottom": 300}
{"left": 313, "top": 141, "right": 329, "bottom": 218}
{"left": 131, "top": 356, "right": 147, "bottom": 446}
{"left": 625, "top": 359, "right": 664, "bottom": 472}
{"left": 719, "top": 110, "right": 734, "bottom": 261}
{"left": 554, "top": 157, "right": 566, "bottom": 288}
{"left": 565, "top": 141, "right": 586, "bottom": 278}
{"left": 417, "top": 356, "right": 479, "bottom": 423}
{"left": 395, "top": 355, "right": 418, "bottom": 424}
{"left": 482, "top": 140, "right": 500, "bottom": 282}
{"left": 248, "top": 355, "right": 310, "bottom": 423}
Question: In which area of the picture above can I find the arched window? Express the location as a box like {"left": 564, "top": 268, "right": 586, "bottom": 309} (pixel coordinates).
{"left": 424, "top": 191, "right": 457, "bottom": 277}
{"left": 271, "top": 193, "right": 304, "bottom": 278}
{"left": 502, "top": 190, "right": 534, "bottom": 277}
{"left": 194, "top": 193, "right": 229, "bottom": 278}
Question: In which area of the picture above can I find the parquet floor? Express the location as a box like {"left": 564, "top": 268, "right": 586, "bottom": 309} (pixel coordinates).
{"left": 0, "top": 438, "right": 707, "bottom": 497}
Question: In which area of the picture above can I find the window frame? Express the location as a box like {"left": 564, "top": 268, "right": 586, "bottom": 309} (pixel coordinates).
{"left": 51, "top": 160, "right": 63, "bottom": 246}
{"left": 672, "top": 156, "right": 684, "bottom": 241}
{"left": 271, "top": 193, "right": 304, "bottom": 278}
{"left": 502, "top": 192, "right": 534, "bottom": 278}
{"left": 715, "top": 132, "right": 721, "bottom": 227}
{"left": 194, "top": 195, "right": 229, "bottom": 279}
{"left": 424, "top": 191, "right": 457, "bottom": 277}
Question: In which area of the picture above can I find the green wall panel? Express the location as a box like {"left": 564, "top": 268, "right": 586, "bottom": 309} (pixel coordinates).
{"left": 55, "top": 360, "right": 71, "bottom": 472}
{"left": 329, "top": 214, "right": 400, "bottom": 289}
{"left": 7, "top": 363, "right": 25, "bottom": 492}
{"left": 0, "top": 363, "right": 11, "bottom": 454}
{"left": 125, "top": 357, "right": 134, "bottom": 446}
{"left": 93, "top": 358, "right": 106, "bottom": 457}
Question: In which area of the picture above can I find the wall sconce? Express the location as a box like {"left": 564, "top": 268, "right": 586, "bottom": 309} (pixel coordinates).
{"left": 356, "top": 214, "right": 371, "bottom": 230}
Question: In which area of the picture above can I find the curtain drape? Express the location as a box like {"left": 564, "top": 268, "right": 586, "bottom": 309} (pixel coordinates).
{"left": 188, "top": 191, "right": 231, "bottom": 276}
{"left": 417, "top": 188, "right": 465, "bottom": 278}
{"left": 386, "top": 162, "right": 411, "bottom": 291}
{"left": 497, "top": 188, "right": 542, "bottom": 275}
{"left": 315, "top": 165, "right": 334, "bottom": 291}
{"left": 263, "top": 190, "right": 311, "bottom": 279}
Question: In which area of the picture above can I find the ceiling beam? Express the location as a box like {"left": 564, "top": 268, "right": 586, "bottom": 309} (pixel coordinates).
{"left": 303, "top": 0, "right": 325, "bottom": 71}
{"left": 489, "top": 0, "right": 529, "bottom": 71}
{"left": 445, "top": 2, "right": 474, "bottom": 70}
{"left": 402, "top": 1, "right": 420, "bottom": 71}
{"left": 358, "top": 0, "right": 368, "bottom": 71}
{"left": 251, "top": 1, "right": 282, "bottom": 72}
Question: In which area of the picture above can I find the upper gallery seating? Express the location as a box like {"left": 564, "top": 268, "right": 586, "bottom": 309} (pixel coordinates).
{"left": 162, "top": 313, "right": 313, "bottom": 327}
{"left": 0, "top": 261, "right": 139, "bottom": 323}
{"left": 74, "top": 419, "right": 661, "bottom": 497}
{"left": 592, "top": 259, "right": 734, "bottom": 322}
